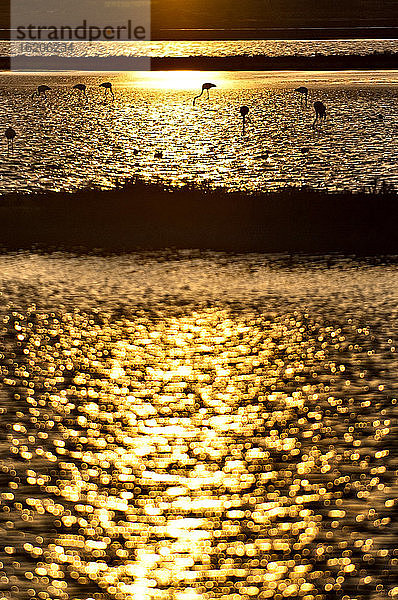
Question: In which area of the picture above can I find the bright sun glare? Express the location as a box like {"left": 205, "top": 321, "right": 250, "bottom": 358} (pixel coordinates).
{"left": 125, "top": 71, "right": 223, "bottom": 89}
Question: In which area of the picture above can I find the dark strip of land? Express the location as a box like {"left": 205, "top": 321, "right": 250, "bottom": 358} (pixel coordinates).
{"left": 0, "top": 180, "right": 397, "bottom": 254}
{"left": 1, "top": 53, "right": 398, "bottom": 72}
{"left": 151, "top": 53, "right": 398, "bottom": 71}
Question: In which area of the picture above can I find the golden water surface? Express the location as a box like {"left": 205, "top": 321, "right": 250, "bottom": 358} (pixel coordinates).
{"left": 0, "top": 253, "right": 397, "bottom": 600}
{"left": 0, "top": 71, "right": 397, "bottom": 193}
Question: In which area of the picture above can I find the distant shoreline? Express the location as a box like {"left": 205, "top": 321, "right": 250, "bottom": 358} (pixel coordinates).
{"left": 152, "top": 53, "right": 398, "bottom": 71}
{"left": 152, "top": 27, "right": 398, "bottom": 41}
{"left": 1, "top": 53, "right": 397, "bottom": 72}
{"left": 0, "top": 180, "right": 397, "bottom": 254}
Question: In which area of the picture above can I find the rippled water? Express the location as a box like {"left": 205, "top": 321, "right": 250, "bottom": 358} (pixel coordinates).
{"left": 0, "top": 71, "right": 398, "bottom": 193}
{"left": 0, "top": 252, "right": 397, "bottom": 600}
{"left": 2, "top": 39, "right": 398, "bottom": 58}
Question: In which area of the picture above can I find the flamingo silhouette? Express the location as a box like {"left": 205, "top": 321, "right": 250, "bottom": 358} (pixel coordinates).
{"left": 240, "top": 106, "right": 250, "bottom": 135}
{"left": 100, "top": 82, "right": 115, "bottom": 101}
{"left": 193, "top": 83, "right": 216, "bottom": 106}
{"left": 313, "top": 101, "right": 327, "bottom": 128}
{"left": 5, "top": 127, "right": 16, "bottom": 156}
{"left": 295, "top": 86, "right": 309, "bottom": 107}
{"left": 73, "top": 83, "right": 87, "bottom": 100}
{"left": 31, "top": 85, "right": 51, "bottom": 99}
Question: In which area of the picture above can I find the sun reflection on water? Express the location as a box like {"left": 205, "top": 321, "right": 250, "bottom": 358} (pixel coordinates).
{"left": 0, "top": 274, "right": 397, "bottom": 600}
{"left": 125, "top": 71, "right": 226, "bottom": 90}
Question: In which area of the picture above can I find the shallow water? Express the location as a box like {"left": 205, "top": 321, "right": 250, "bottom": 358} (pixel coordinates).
{"left": 0, "top": 71, "right": 398, "bottom": 193}
{"left": 0, "top": 252, "right": 397, "bottom": 600}
{"left": 2, "top": 39, "right": 398, "bottom": 58}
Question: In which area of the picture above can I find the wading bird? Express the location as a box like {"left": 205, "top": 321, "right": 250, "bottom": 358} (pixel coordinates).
{"left": 295, "top": 86, "right": 309, "bottom": 107}
{"left": 99, "top": 82, "right": 115, "bottom": 101}
{"left": 239, "top": 105, "right": 250, "bottom": 135}
{"left": 73, "top": 83, "right": 87, "bottom": 99}
{"left": 5, "top": 127, "right": 16, "bottom": 156}
{"left": 193, "top": 83, "right": 216, "bottom": 106}
{"left": 31, "top": 85, "right": 52, "bottom": 99}
{"left": 313, "top": 101, "right": 327, "bottom": 128}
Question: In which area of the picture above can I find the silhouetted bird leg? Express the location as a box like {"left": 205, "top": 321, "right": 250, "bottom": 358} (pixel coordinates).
{"left": 313, "top": 102, "right": 326, "bottom": 128}
{"left": 312, "top": 115, "right": 318, "bottom": 128}
{"left": 243, "top": 115, "right": 253, "bottom": 133}
{"left": 313, "top": 115, "right": 326, "bottom": 128}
